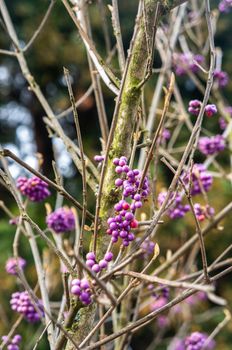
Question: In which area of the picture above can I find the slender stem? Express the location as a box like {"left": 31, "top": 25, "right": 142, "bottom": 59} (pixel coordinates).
{"left": 23, "top": 0, "right": 56, "bottom": 52}
{"left": 64, "top": 67, "right": 88, "bottom": 258}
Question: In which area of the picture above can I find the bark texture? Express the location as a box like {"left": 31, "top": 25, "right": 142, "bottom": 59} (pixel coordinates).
{"left": 65, "top": 1, "right": 188, "bottom": 348}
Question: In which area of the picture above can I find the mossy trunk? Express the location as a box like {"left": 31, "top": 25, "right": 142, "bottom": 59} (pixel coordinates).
{"left": 65, "top": 1, "right": 187, "bottom": 349}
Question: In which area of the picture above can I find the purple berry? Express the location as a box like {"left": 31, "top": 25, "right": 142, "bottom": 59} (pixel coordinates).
{"left": 71, "top": 278, "right": 81, "bottom": 286}
{"left": 134, "top": 201, "right": 142, "bottom": 208}
{"left": 71, "top": 285, "right": 81, "bottom": 295}
{"left": 113, "top": 158, "right": 120, "bottom": 165}
{"left": 134, "top": 194, "right": 141, "bottom": 201}
{"left": 92, "top": 264, "right": 101, "bottom": 273}
{"left": 86, "top": 252, "right": 95, "bottom": 260}
{"left": 161, "top": 128, "right": 171, "bottom": 141}
{"left": 122, "top": 165, "right": 130, "bottom": 173}
{"left": 80, "top": 279, "right": 90, "bottom": 289}
{"left": 104, "top": 252, "right": 113, "bottom": 262}
{"left": 120, "top": 230, "right": 128, "bottom": 238}
{"left": 94, "top": 155, "right": 105, "bottom": 162}
{"left": 125, "top": 212, "right": 134, "bottom": 221}
{"left": 86, "top": 259, "right": 95, "bottom": 268}
{"left": 99, "top": 260, "right": 108, "bottom": 269}
{"left": 205, "top": 104, "right": 217, "bottom": 117}
{"left": 115, "top": 166, "right": 123, "bottom": 174}
{"left": 115, "top": 178, "right": 123, "bottom": 187}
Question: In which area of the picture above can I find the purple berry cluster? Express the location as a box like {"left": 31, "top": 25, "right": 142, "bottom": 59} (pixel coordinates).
{"left": 140, "top": 238, "right": 156, "bottom": 257}
{"left": 188, "top": 100, "right": 201, "bottom": 116}
{"left": 185, "top": 332, "right": 215, "bottom": 350}
{"left": 182, "top": 164, "right": 213, "bottom": 196}
{"left": 219, "top": 0, "right": 232, "bottom": 12}
{"left": 94, "top": 155, "right": 105, "bottom": 163}
{"left": 214, "top": 70, "right": 229, "bottom": 87}
{"left": 173, "top": 53, "right": 204, "bottom": 76}
{"left": 85, "top": 251, "right": 113, "bottom": 273}
{"left": 194, "top": 203, "right": 215, "bottom": 222}
{"left": 158, "top": 191, "right": 190, "bottom": 219}
{"left": 198, "top": 135, "right": 226, "bottom": 155}
{"left": 188, "top": 100, "right": 217, "bottom": 117}
{"left": 10, "top": 291, "right": 44, "bottom": 323}
{"left": 150, "top": 285, "right": 169, "bottom": 311}
{"left": 113, "top": 157, "right": 149, "bottom": 199}
{"left": 107, "top": 207, "right": 138, "bottom": 247}
{"left": 46, "top": 207, "right": 75, "bottom": 233}
{"left": 16, "top": 176, "right": 50, "bottom": 202}
{"left": 5, "top": 257, "right": 26, "bottom": 275}
{"left": 106, "top": 156, "right": 149, "bottom": 246}
{"left": 186, "top": 291, "right": 207, "bottom": 306}
{"left": 1, "top": 334, "right": 22, "bottom": 350}
{"left": 70, "top": 278, "right": 92, "bottom": 305}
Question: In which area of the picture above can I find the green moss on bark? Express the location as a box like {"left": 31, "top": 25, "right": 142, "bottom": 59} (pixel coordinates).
{"left": 65, "top": 1, "right": 188, "bottom": 348}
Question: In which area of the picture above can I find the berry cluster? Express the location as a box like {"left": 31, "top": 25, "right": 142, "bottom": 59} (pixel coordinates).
{"left": 194, "top": 203, "right": 215, "bottom": 222}
{"left": 158, "top": 191, "right": 190, "bottom": 219}
{"left": 10, "top": 291, "right": 44, "bottom": 323}
{"left": 173, "top": 53, "right": 204, "bottom": 76}
{"left": 5, "top": 257, "right": 26, "bottom": 275}
{"left": 106, "top": 156, "right": 149, "bottom": 246}
{"left": 1, "top": 334, "right": 22, "bottom": 350}
{"left": 188, "top": 100, "right": 217, "bottom": 117}
{"left": 107, "top": 207, "right": 137, "bottom": 246}
{"left": 219, "top": 0, "right": 232, "bottom": 13}
{"left": 70, "top": 278, "right": 92, "bottom": 305}
{"left": 198, "top": 135, "right": 225, "bottom": 155}
{"left": 150, "top": 285, "right": 169, "bottom": 311}
{"left": 185, "top": 332, "right": 215, "bottom": 350}
{"left": 140, "top": 239, "right": 156, "bottom": 257}
{"left": 85, "top": 251, "right": 113, "bottom": 273}
{"left": 182, "top": 164, "right": 213, "bottom": 196}
{"left": 214, "top": 70, "right": 229, "bottom": 87}
{"left": 46, "top": 207, "right": 75, "bottom": 233}
{"left": 16, "top": 176, "right": 50, "bottom": 202}
{"left": 185, "top": 291, "right": 207, "bottom": 306}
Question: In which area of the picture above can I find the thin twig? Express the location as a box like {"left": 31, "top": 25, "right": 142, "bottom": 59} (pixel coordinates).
{"left": 161, "top": 157, "right": 210, "bottom": 283}
{"left": 64, "top": 67, "right": 87, "bottom": 258}
{"left": 23, "top": 0, "right": 56, "bottom": 52}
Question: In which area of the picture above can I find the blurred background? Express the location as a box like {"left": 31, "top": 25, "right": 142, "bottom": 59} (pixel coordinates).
{"left": 0, "top": 0, "right": 231, "bottom": 349}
